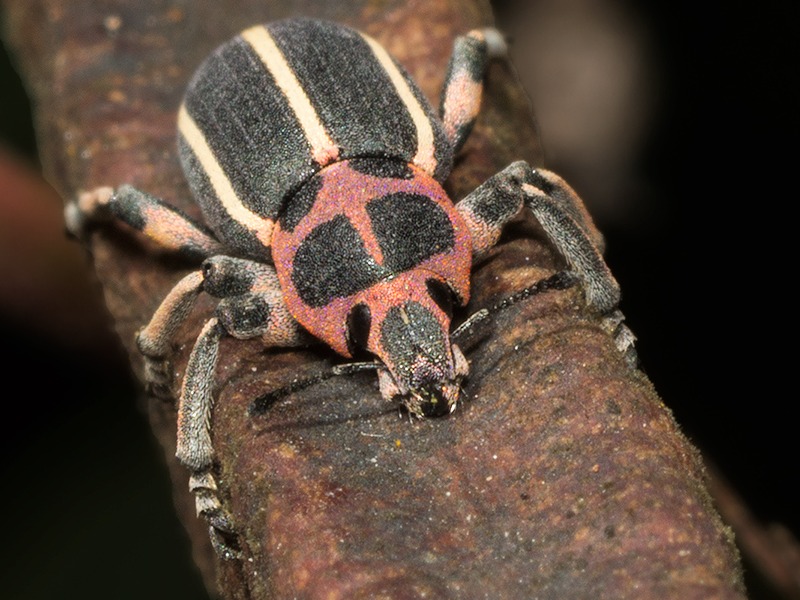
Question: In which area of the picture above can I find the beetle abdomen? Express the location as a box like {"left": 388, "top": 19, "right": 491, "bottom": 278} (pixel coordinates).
{"left": 178, "top": 18, "right": 453, "bottom": 259}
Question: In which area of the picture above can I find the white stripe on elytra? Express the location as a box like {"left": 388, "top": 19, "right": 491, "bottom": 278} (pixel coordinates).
{"left": 360, "top": 33, "right": 437, "bottom": 175}
{"left": 177, "top": 105, "right": 273, "bottom": 246}
{"left": 241, "top": 25, "right": 339, "bottom": 166}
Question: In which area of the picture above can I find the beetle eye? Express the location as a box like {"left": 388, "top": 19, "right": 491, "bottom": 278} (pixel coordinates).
{"left": 425, "top": 278, "right": 454, "bottom": 318}
{"left": 346, "top": 303, "right": 372, "bottom": 356}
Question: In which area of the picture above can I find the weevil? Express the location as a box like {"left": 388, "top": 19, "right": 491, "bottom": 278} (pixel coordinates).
{"left": 66, "top": 18, "right": 633, "bottom": 558}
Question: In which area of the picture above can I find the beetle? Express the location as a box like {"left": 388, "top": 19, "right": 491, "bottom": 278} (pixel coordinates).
{"left": 66, "top": 18, "right": 631, "bottom": 558}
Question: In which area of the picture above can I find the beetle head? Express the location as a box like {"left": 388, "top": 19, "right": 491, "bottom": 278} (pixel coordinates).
{"left": 347, "top": 270, "right": 468, "bottom": 417}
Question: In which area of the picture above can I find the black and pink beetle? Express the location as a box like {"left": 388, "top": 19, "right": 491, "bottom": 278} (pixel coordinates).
{"left": 67, "top": 18, "right": 629, "bottom": 558}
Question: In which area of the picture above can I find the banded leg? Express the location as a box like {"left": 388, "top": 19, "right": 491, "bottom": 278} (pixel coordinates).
{"left": 173, "top": 260, "right": 307, "bottom": 468}
{"left": 456, "top": 161, "right": 635, "bottom": 361}
{"left": 175, "top": 317, "right": 241, "bottom": 558}
{"left": 137, "top": 270, "right": 206, "bottom": 397}
{"left": 204, "top": 256, "right": 307, "bottom": 346}
{"left": 440, "top": 27, "right": 508, "bottom": 152}
{"left": 65, "top": 184, "right": 223, "bottom": 259}
{"left": 138, "top": 256, "right": 306, "bottom": 394}
{"left": 522, "top": 167, "right": 619, "bottom": 314}
{"left": 171, "top": 257, "right": 305, "bottom": 558}
{"left": 457, "top": 160, "right": 618, "bottom": 312}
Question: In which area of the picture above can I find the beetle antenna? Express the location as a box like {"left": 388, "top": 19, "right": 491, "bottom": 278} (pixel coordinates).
{"left": 488, "top": 270, "right": 579, "bottom": 313}
{"left": 332, "top": 361, "right": 381, "bottom": 376}
{"left": 451, "top": 308, "right": 490, "bottom": 343}
{"left": 249, "top": 361, "right": 381, "bottom": 416}
{"left": 250, "top": 370, "right": 336, "bottom": 415}
{"left": 451, "top": 270, "right": 579, "bottom": 349}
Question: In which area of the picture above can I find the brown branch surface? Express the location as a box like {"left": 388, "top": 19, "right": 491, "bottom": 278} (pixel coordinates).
{"left": 5, "top": 0, "right": 746, "bottom": 598}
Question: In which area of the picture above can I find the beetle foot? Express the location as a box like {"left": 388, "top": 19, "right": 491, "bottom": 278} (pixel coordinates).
{"left": 141, "top": 355, "right": 175, "bottom": 399}
{"left": 64, "top": 186, "right": 115, "bottom": 241}
{"left": 481, "top": 27, "right": 508, "bottom": 59}
{"left": 190, "top": 471, "right": 242, "bottom": 560}
{"left": 600, "top": 309, "right": 638, "bottom": 368}
{"left": 135, "top": 330, "right": 175, "bottom": 399}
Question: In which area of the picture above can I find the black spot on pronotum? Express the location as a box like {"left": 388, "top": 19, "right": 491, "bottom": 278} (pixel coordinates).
{"left": 426, "top": 278, "right": 454, "bottom": 318}
{"left": 346, "top": 303, "right": 372, "bottom": 357}
{"left": 367, "top": 192, "right": 454, "bottom": 272}
{"left": 292, "top": 215, "right": 387, "bottom": 307}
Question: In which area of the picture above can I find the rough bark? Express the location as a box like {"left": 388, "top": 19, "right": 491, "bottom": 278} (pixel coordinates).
{"left": 4, "top": 0, "right": 746, "bottom": 598}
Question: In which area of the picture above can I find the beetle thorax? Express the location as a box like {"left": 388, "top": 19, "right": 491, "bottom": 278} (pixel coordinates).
{"left": 271, "top": 158, "right": 472, "bottom": 411}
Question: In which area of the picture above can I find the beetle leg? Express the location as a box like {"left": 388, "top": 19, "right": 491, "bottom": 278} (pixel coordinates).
{"left": 217, "top": 291, "right": 306, "bottom": 346}
{"left": 176, "top": 317, "right": 223, "bottom": 489}
{"left": 174, "top": 258, "right": 309, "bottom": 557}
{"left": 204, "top": 256, "right": 306, "bottom": 346}
{"left": 440, "top": 27, "right": 507, "bottom": 153}
{"left": 136, "top": 270, "right": 205, "bottom": 398}
{"left": 190, "top": 471, "right": 241, "bottom": 560}
{"left": 138, "top": 256, "right": 307, "bottom": 398}
{"left": 520, "top": 164, "right": 620, "bottom": 315}
{"left": 457, "top": 161, "right": 635, "bottom": 361}
{"left": 174, "top": 317, "right": 242, "bottom": 559}
{"left": 65, "top": 185, "right": 223, "bottom": 259}
{"left": 456, "top": 162, "right": 528, "bottom": 260}
{"left": 458, "top": 160, "right": 619, "bottom": 312}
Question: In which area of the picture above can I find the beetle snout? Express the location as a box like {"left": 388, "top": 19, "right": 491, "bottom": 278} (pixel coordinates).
{"left": 418, "top": 387, "right": 452, "bottom": 417}
{"left": 403, "top": 370, "right": 462, "bottom": 418}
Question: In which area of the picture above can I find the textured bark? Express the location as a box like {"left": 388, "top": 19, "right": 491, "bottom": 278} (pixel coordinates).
{"left": 5, "top": 0, "right": 746, "bottom": 598}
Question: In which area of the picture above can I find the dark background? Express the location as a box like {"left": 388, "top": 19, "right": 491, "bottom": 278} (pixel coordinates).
{"left": 1, "top": 1, "right": 796, "bottom": 598}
